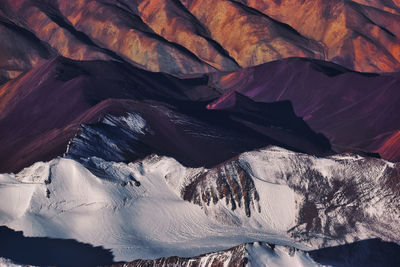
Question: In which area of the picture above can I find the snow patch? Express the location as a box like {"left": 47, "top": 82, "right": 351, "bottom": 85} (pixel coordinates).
{"left": 246, "top": 243, "right": 320, "bottom": 267}
{"left": 105, "top": 113, "right": 150, "bottom": 134}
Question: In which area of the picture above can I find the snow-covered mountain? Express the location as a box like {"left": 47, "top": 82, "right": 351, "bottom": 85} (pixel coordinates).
{"left": 1, "top": 0, "right": 400, "bottom": 265}
{"left": 114, "top": 242, "right": 319, "bottom": 267}
{"left": 0, "top": 58, "right": 399, "bottom": 266}
{"left": 0, "top": 145, "right": 398, "bottom": 264}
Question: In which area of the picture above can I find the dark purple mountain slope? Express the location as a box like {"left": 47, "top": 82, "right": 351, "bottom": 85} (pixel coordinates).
{"left": 207, "top": 91, "right": 331, "bottom": 157}
{"left": 0, "top": 57, "right": 332, "bottom": 172}
{"left": 0, "top": 56, "right": 218, "bottom": 173}
{"left": 66, "top": 95, "right": 332, "bottom": 169}
{"left": 211, "top": 57, "right": 400, "bottom": 161}
{"left": 65, "top": 98, "right": 267, "bottom": 168}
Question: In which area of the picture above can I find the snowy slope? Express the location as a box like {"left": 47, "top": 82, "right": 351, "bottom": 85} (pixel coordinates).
{"left": 0, "top": 146, "right": 399, "bottom": 262}
{"left": 0, "top": 156, "right": 298, "bottom": 261}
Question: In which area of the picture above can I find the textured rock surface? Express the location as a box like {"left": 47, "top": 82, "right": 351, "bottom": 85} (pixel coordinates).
{"left": 2, "top": 0, "right": 400, "bottom": 78}
{"left": 182, "top": 159, "right": 261, "bottom": 218}
{"left": 179, "top": 146, "right": 400, "bottom": 247}
{"left": 112, "top": 242, "right": 319, "bottom": 267}
{"left": 179, "top": 0, "right": 325, "bottom": 67}
{"left": 236, "top": 0, "right": 400, "bottom": 72}
{"left": 136, "top": 0, "right": 240, "bottom": 72}
{"left": 113, "top": 244, "right": 248, "bottom": 267}
{"left": 0, "top": 11, "right": 54, "bottom": 85}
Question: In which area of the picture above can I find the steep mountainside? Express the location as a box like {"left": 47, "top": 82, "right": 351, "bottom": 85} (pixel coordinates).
{"left": 230, "top": 0, "right": 400, "bottom": 72}
{"left": 0, "top": 57, "right": 216, "bottom": 173}
{"left": 1, "top": 0, "right": 400, "bottom": 82}
{"left": 2, "top": 56, "right": 399, "bottom": 173}
{"left": 0, "top": 57, "right": 334, "bottom": 173}
{"left": 210, "top": 58, "right": 400, "bottom": 161}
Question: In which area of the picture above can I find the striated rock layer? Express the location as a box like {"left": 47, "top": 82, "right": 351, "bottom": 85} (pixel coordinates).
{"left": 2, "top": 0, "right": 400, "bottom": 79}
{"left": 230, "top": 0, "right": 400, "bottom": 72}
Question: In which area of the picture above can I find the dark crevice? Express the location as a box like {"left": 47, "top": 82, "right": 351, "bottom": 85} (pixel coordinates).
{"left": 348, "top": 2, "right": 397, "bottom": 37}
{"left": 97, "top": 1, "right": 216, "bottom": 68}
{"left": 0, "top": 17, "right": 54, "bottom": 58}
{"left": 352, "top": 29, "right": 399, "bottom": 63}
{"left": 228, "top": 0, "right": 305, "bottom": 38}
{"left": 33, "top": 2, "right": 127, "bottom": 63}
{"left": 170, "top": 0, "right": 242, "bottom": 67}
{"left": 227, "top": 0, "right": 325, "bottom": 56}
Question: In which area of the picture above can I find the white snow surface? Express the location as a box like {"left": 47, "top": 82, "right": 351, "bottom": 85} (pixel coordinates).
{"left": 0, "top": 153, "right": 301, "bottom": 261}
{"left": 246, "top": 243, "right": 320, "bottom": 267}
{"left": 103, "top": 112, "right": 150, "bottom": 134}
{"left": 0, "top": 146, "right": 398, "bottom": 262}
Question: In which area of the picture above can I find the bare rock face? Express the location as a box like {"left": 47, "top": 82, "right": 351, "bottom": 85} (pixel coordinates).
{"left": 3, "top": 0, "right": 111, "bottom": 62}
{"left": 351, "top": 0, "right": 400, "bottom": 14}
{"left": 0, "top": 9, "right": 54, "bottom": 85}
{"left": 0, "top": 56, "right": 337, "bottom": 174}
{"left": 171, "top": 146, "right": 400, "bottom": 247}
{"left": 136, "top": 0, "right": 240, "bottom": 72}
{"left": 246, "top": 148, "right": 400, "bottom": 247}
{"left": 54, "top": 0, "right": 215, "bottom": 75}
{"left": 2, "top": 0, "right": 400, "bottom": 78}
{"left": 112, "top": 242, "right": 325, "bottom": 267}
{"left": 289, "top": 161, "right": 400, "bottom": 245}
{"left": 237, "top": 0, "right": 400, "bottom": 72}
{"left": 179, "top": 0, "right": 325, "bottom": 67}
{"left": 113, "top": 244, "right": 248, "bottom": 267}
{"left": 182, "top": 160, "right": 261, "bottom": 218}
{"left": 1, "top": 0, "right": 213, "bottom": 77}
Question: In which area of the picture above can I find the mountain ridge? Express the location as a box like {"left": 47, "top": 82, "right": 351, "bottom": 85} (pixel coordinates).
{"left": 2, "top": 0, "right": 400, "bottom": 84}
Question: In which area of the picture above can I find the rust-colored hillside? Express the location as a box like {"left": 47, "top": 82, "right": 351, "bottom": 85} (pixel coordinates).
{"left": 2, "top": 0, "right": 400, "bottom": 84}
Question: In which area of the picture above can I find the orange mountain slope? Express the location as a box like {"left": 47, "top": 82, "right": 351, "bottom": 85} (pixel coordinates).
{"left": 1, "top": 0, "right": 400, "bottom": 81}
{"left": 234, "top": 0, "right": 400, "bottom": 72}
